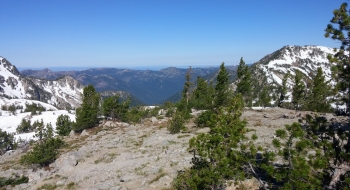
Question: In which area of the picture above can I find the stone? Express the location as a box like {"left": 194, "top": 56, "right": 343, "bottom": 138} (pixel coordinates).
{"left": 54, "top": 151, "right": 81, "bottom": 173}
{"left": 151, "top": 117, "right": 157, "bottom": 123}
{"left": 80, "top": 129, "right": 89, "bottom": 136}
{"left": 69, "top": 130, "right": 75, "bottom": 137}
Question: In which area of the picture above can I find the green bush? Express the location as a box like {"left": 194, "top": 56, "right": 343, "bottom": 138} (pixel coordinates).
{"left": 56, "top": 114, "right": 72, "bottom": 136}
{"left": 24, "top": 103, "right": 45, "bottom": 115}
{"left": 0, "top": 129, "right": 17, "bottom": 155}
{"left": 74, "top": 85, "right": 100, "bottom": 132}
{"left": 20, "top": 123, "right": 65, "bottom": 167}
{"left": 0, "top": 176, "right": 29, "bottom": 187}
{"left": 167, "top": 111, "right": 185, "bottom": 134}
{"left": 16, "top": 119, "right": 32, "bottom": 134}
{"left": 194, "top": 110, "right": 217, "bottom": 128}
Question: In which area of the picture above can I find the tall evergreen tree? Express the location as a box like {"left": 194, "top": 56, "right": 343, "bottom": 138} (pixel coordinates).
{"left": 74, "top": 85, "right": 100, "bottom": 132}
{"left": 102, "top": 95, "right": 130, "bottom": 121}
{"left": 215, "top": 62, "right": 230, "bottom": 107}
{"left": 235, "top": 57, "right": 252, "bottom": 106}
{"left": 260, "top": 86, "right": 271, "bottom": 108}
{"left": 278, "top": 71, "right": 290, "bottom": 107}
{"left": 56, "top": 114, "right": 72, "bottom": 136}
{"left": 292, "top": 70, "right": 305, "bottom": 111}
{"left": 325, "top": 2, "right": 350, "bottom": 116}
{"left": 192, "top": 76, "right": 214, "bottom": 110}
{"left": 182, "top": 67, "right": 192, "bottom": 103}
{"left": 307, "top": 67, "right": 331, "bottom": 112}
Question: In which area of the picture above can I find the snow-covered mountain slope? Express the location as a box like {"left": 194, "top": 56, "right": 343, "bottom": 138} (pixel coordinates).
{"left": 0, "top": 57, "right": 83, "bottom": 109}
{"left": 252, "top": 45, "right": 336, "bottom": 87}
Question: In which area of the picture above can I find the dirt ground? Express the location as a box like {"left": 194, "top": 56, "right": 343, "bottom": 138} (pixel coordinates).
{"left": 0, "top": 107, "right": 346, "bottom": 190}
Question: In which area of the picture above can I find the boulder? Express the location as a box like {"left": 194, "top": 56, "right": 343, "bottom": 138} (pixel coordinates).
{"left": 80, "top": 129, "right": 89, "bottom": 136}
{"left": 54, "top": 151, "right": 81, "bottom": 173}
{"left": 151, "top": 117, "right": 157, "bottom": 123}
{"left": 69, "top": 130, "right": 75, "bottom": 137}
{"left": 28, "top": 169, "right": 49, "bottom": 182}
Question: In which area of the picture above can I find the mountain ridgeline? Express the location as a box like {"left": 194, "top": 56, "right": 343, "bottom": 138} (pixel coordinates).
{"left": 3, "top": 45, "right": 338, "bottom": 108}
{"left": 21, "top": 67, "right": 223, "bottom": 105}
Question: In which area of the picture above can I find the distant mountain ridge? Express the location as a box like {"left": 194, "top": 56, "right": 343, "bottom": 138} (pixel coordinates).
{"left": 21, "top": 66, "right": 220, "bottom": 105}
{"left": 16, "top": 45, "right": 339, "bottom": 107}
{"left": 0, "top": 57, "right": 84, "bottom": 109}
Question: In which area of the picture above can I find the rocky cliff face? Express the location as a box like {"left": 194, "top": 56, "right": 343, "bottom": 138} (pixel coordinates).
{"left": 0, "top": 57, "right": 83, "bottom": 109}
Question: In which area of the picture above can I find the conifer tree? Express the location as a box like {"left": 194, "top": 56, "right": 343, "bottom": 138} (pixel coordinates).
{"left": 102, "top": 95, "right": 130, "bottom": 121}
{"left": 325, "top": 2, "right": 350, "bottom": 116}
{"left": 56, "top": 114, "right": 72, "bottom": 136}
{"left": 173, "top": 94, "right": 257, "bottom": 189}
{"left": 215, "top": 62, "right": 230, "bottom": 107}
{"left": 292, "top": 70, "right": 305, "bottom": 111}
{"left": 177, "top": 67, "right": 192, "bottom": 119}
{"left": 278, "top": 71, "right": 290, "bottom": 107}
{"left": 74, "top": 85, "right": 100, "bottom": 132}
{"left": 183, "top": 66, "right": 192, "bottom": 104}
{"left": 260, "top": 86, "right": 271, "bottom": 108}
{"left": 192, "top": 76, "right": 214, "bottom": 110}
{"left": 235, "top": 57, "right": 252, "bottom": 106}
{"left": 20, "top": 123, "right": 64, "bottom": 167}
{"left": 307, "top": 67, "right": 331, "bottom": 112}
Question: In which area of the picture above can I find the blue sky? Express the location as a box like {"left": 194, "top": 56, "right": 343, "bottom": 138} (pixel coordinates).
{"left": 0, "top": 0, "right": 346, "bottom": 69}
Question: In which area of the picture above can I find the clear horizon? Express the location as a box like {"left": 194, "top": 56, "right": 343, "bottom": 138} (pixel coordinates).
{"left": 1, "top": 0, "right": 346, "bottom": 68}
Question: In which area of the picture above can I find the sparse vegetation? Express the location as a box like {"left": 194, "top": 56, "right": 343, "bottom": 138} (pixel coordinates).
{"left": 0, "top": 128, "right": 17, "bottom": 155}
{"left": 0, "top": 176, "right": 28, "bottom": 187}
{"left": 20, "top": 123, "right": 65, "bottom": 167}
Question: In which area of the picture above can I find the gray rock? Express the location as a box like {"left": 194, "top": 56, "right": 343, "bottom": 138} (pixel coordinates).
{"left": 196, "top": 127, "right": 210, "bottom": 134}
{"left": 54, "top": 151, "right": 80, "bottom": 173}
{"left": 151, "top": 117, "right": 157, "bottom": 123}
{"left": 69, "top": 130, "right": 75, "bottom": 137}
{"left": 127, "top": 130, "right": 137, "bottom": 136}
{"left": 80, "top": 129, "right": 89, "bottom": 136}
{"left": 28, "top": 169, "right": 49, "bottom": 182}
{"left": 56, "top": 179, "right": 67, "bottom": 186}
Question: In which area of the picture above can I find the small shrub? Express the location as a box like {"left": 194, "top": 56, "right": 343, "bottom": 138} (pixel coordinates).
{"left": 167, "top": 111, "right": 185, "bottom": 134}
{"left": 67, "top": 182, "right": 75, "bottom": 189}
{"left": 56, "top": 114, "right": 72, "bottom": 136}
{"left": 20, "top": 123, "right": 65, "bottom": 167}
{"left": 194, "top": 110, "right": 217, "bottom": 128}
{"left": 24, "top": 103, "right": 46, "bottom": 115}
{"left": 0, "top": 129, "right": 17, "bottom": 155}
{"left": 0, "top": 176, "right": 29, "bottom": 187}
{"left": 16, "top": 119, "right": 32, "bottom": 134}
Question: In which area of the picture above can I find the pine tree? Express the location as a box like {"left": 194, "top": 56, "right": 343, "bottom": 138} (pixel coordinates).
{"left": 260, "top": 86, "right": 271, "bottom": 108}
{"left": 177, "top": 67, "right": 192, "bottom": 119}
{"left": 102, "top": 95, "right": 130, "bottom": 121}
{"left": 307, "top": 67, "right": 331, "bottom": 112}
{"left": 235, "top": 57, "right": 252, "bottom": 106}
{"left": 215, "top": 62, "right": 230, "bottom": 107}
{"left": 325, "top": 2, "right": 350, "bottom": 116}
{"left": 192, "top": 77, "right": 214, "bottom": 110}
{"left": 173, "top": 94, "right": 256, "bottom": 189}
{"left": 56, "top": 114, "right": 72, "bottom": 136}
{"left": 183, "top": 67, "right": 192, "bottom": 103}
{"left": 278, "top": 71, "right": 290, "bottom": 107}
{"left": 20, "top": 123, "right": 64, "bottom": 167}
{"left": 292, "top": 70, "right": 305, "bottom": 111}
{"left": 74, "top": 85, "right": 100, "bottom": 132}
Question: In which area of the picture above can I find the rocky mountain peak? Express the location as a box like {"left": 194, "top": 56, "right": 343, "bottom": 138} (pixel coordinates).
{"left": 253, "top": 45, "right": 336, "bottom": 86}
{"left": 0, "top": 56, "right": 21, "bottom": 76}
{"left": 0, "top": 57, "right": 83, "bottom": 109}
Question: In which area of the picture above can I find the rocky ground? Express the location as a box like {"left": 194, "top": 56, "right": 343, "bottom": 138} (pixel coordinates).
{"left": 0, "top": 107, "right": 347, "bottom": 190}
